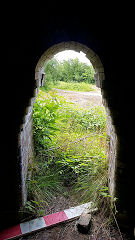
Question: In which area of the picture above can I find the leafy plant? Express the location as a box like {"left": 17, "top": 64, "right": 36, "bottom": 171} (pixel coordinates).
{"left": 33, "top": 92, "right": 60, "bottom": 154}
{"left": 30, "top": 89, "right": 107, "bottom": 217}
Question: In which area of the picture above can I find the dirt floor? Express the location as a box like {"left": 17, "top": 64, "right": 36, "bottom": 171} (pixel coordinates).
{"left": 17, "top": 89, "right": 130, "bottom": 239}
{"left": 18, "top": 219, "right": 128, "bottom": 240}
{"left": 17, "top": 189, "right": 129, "bottom": 240}
{"left": 17, "top": 195, "right": 129, "bottom": 240}
{"left": 53, "top": 87, "right": 102, "bottom": 108}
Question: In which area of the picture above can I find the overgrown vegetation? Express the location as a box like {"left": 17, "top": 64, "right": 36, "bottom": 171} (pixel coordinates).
{"left": 43, "top": 80, "right": 96, "bottom": 92}
{"left": 43, "top": 58, "right": 95, "bottom": 91}
{"left": 26, "top": 88, "right": 107, "bottom": 217}
{"left": 24, "top": 57, "right": 126, "bottom": 239}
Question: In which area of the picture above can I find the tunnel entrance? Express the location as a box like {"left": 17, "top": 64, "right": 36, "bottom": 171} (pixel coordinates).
{"left": 30, "top": 49, "right": 107, "bottom": 217}
{"left": 19, "top": 42, "right": 117, "bottom": 222}
{"left": 14, "top": 41, "right": 126, "bottom": 238}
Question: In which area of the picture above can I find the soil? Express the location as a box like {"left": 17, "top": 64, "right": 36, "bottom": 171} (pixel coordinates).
{"left": 17, "top": 89, "right": 130, "bottom": 239}
{"left": 43, "top": 188, "right": 79, "bottom": 216}
{"left": 53, "top": 87, "right": 102, "bottom": 108}
{"left": 18, "top": 190, "right": 129, "bottom": 239}
{"left": 18, "top": 210, "right": 129, "bottom": 240}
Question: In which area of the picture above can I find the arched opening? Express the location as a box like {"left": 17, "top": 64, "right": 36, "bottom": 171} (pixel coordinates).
{"left": 32, "top": 47, "right": 106, "bottom": 210}
{"left": 35, "top": 42, "right": 104, "bottom": 89}
{"left": 19, "top": 42, "right": 117, "bottom": 228}
{"left": 20, "top": 41, "right": 116, "bottom": 212}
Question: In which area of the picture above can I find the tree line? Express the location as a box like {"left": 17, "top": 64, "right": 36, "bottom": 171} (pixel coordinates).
{"left": 44, "top": 58, "right": 95, "bottom": 84}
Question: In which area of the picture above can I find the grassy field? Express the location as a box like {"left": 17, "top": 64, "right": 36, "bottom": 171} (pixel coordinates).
{"left": 26, "top": 88, "right": 107, "bottom": 216}
{"left": 43, "top": 80, "right": 97, "bottom": 92}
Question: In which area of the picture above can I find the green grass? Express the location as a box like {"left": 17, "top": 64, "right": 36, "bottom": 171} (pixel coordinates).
{"left": 43, "top": 80, "right": 96, "bottom": 92}
{"left": 26, "top": 89, "right": 107, "bottom": 216}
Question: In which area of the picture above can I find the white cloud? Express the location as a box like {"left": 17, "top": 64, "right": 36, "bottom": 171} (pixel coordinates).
{"left": 54, "top": 50, "right": 91, "bottom": 66}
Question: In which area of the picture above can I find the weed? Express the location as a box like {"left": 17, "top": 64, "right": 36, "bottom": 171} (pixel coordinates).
{"left": 28, "top": 89, "right": 107, "bottom": 217}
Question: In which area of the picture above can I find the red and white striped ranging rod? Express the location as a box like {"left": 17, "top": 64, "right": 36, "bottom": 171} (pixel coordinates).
{"left": 0, "top": 202, "right": 91, "bottom": 240}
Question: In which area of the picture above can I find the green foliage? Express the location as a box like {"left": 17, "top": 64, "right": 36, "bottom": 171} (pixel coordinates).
{"left": 74, "top": 171, "right": 107, "bottom": 205}
{"left": 99, "top": 186, "right": 112, "bottom": 198}
{"left": 44, "top": 58, "right": 95, "bottom": 90}
{"left": 61, "top": 104, "right": 106, "bottom": 132}
{"left": 33, "top": 91, "right": 60, "bottom": 153}
{"left": 48, "top": 81, "right": 96, "bottom": 92}
{"left": 43, "top": 59, "right": 60, "bottom": 90}
{"left": 30, "top": 89, "right": 107, "bottom": 217}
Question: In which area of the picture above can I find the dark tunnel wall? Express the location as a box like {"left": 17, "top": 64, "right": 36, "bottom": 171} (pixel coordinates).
{"left": 1, "top": 4, "right": 134, "bottom": 236}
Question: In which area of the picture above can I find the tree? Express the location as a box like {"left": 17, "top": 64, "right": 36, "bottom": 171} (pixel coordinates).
{"left": 44, "top": 58, "right": 60, "bottom": 83}
{"left": 44, "top": 57, "right": 95, "bottom": 85}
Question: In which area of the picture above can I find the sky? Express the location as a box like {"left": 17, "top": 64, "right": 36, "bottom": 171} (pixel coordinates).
{"left": 54, "top": 50, "right": 91, "bottom": 66}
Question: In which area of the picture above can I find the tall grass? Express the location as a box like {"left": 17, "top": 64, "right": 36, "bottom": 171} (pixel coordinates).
{"left": 43, "top": 80, "right": 96, "bottom": 92}
{"left": 26, "top": 89, "right": 107, "bottom": 216}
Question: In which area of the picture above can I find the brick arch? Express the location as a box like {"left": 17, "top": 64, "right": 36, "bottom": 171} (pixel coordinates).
{"left": 35, "top": 42, "right": 105, "bottom": 90}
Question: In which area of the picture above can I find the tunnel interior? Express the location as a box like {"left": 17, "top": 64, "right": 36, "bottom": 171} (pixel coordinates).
{"left": 2, "top": 6, "right": 134, "bottom": 237}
